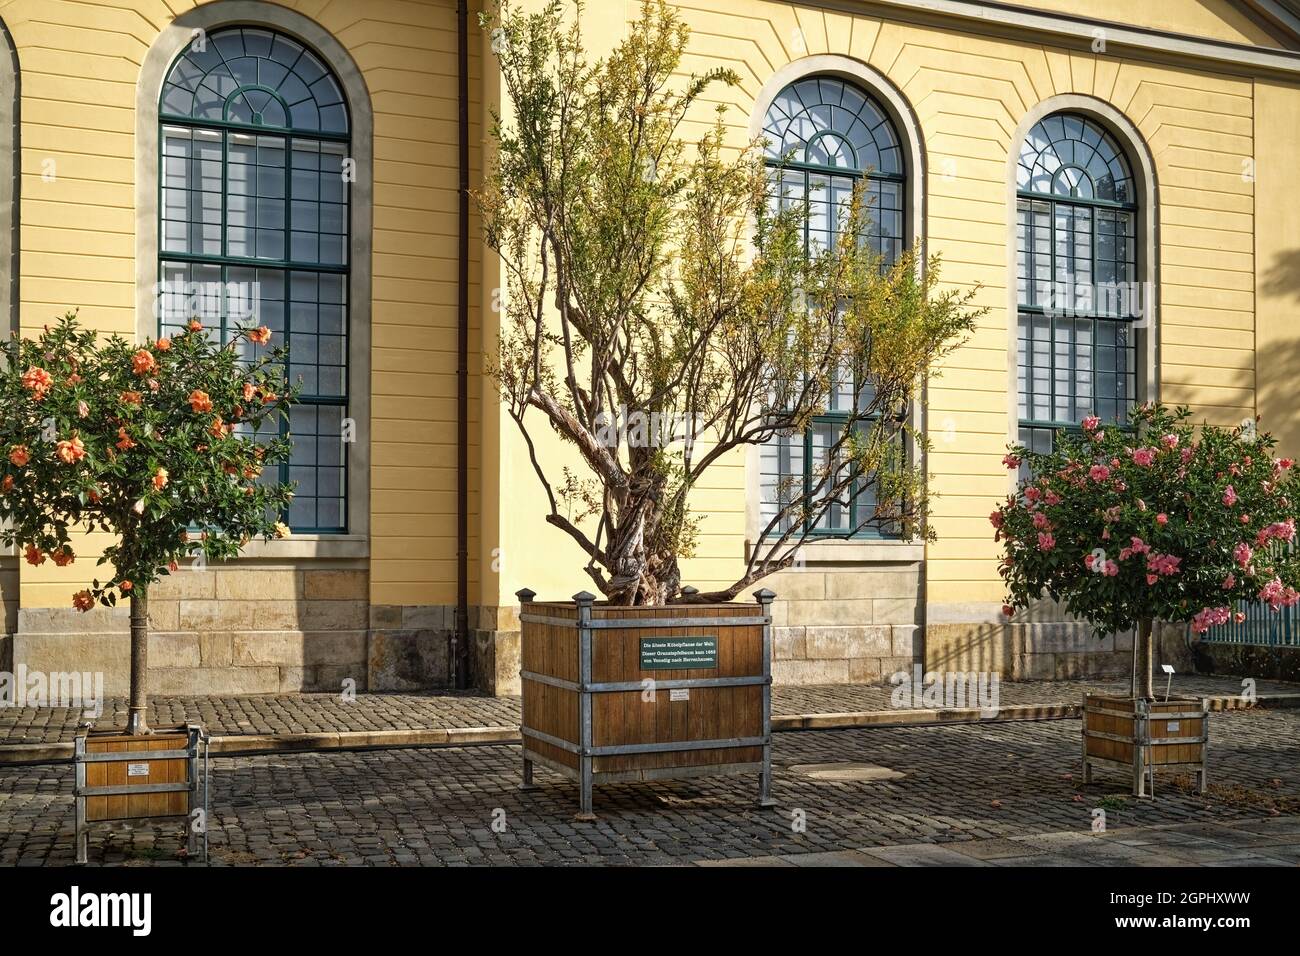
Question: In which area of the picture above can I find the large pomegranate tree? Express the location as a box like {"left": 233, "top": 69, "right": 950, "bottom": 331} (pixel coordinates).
{"left": 479, "top": 0, "right": 981, "bottom": 604}
{"left": 993, "top": 403, "right": 1300, "bottom": 697}
{"left": 0, "top": 312, "right": 295, "bottom": 733}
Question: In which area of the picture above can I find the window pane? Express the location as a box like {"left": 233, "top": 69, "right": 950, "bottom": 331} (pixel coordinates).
{"left": 226, "top": 133, "right": 286, "bottom": 260}
{"left": 761, "top": 76, "right": 906, "bottom": 541}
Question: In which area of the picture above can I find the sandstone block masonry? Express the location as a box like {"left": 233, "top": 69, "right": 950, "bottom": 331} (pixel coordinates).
{"left": 765, "top": 564, "right": 924, "bottom": 685}
{"left": 10, "top": 565, "right": 454, "bottom": 695}
{"left": 6, "top": 558, "right": 1171, "bottom": 697}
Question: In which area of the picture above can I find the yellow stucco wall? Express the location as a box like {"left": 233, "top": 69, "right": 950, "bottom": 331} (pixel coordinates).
{"left": 1254, "top": 78, "right": 1300, "bottom": 462}
{"left": 1026, "top": 0, "right": 1284, "bottom": 47}
{"left": 0, "top": 0, "right": 482, "bottom": 610}
{"left": 484, "top": 0, "right": 1279, "bottom": 616}
{"left": 0, "top": 0, "right": 1295, "bottom": 626}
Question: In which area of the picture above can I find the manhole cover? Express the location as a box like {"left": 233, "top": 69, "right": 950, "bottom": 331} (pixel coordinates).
{"left": 789, "top": 762, "right": 906, "bottom": 782}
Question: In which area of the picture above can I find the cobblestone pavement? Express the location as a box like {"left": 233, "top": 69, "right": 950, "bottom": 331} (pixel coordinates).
{"left": 1, "top": 709, "right": 1296, "bottom": 866}
{"left": 1, "top": 675, "right": 1291, "bottom": 745}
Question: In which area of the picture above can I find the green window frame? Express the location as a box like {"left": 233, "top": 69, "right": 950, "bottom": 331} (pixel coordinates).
{"left": 1016, "top": 113, "right": 1139, "bottom": 456}
{"left": 759, "top": 76, "right": 905, "bottom": 539}
{"left": 157, "top": 26, "right": 350, "bottom": 534}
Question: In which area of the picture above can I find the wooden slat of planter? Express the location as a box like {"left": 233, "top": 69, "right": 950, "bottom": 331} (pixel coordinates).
{"left": 521, "top": 595, "right": 773, "bottom": 812}
{"left": 588, "top": 605, "right": 764, "bottom": 774}
{"left": 84, "top": 732, "right": 189, "bottom": 822}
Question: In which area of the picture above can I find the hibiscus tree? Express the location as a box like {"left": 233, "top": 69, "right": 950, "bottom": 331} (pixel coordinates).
{"left": 0, "top": 312, "right": 296, "bottom": 733}
{"left": 993, "top": 403, "right": 1300, "bottom": 698}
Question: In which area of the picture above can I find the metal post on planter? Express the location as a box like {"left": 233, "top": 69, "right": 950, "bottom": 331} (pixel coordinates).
{"left": 516, "top": 587, "right": 539, "bottom": 792}
{"left": 755, "top": 587, "right": 777, "bottom": 808}
{"left": 1199, "top": 697, "right": 1210, "bottom": 794}
{"left": 574, "top": 590, "right": 597, "bottom": 822}
{"left": 1134, "top": 697, "right": 1149, "bottom": 798}
{"left": 74, "top": 732, "right": 88, "bottom": 865}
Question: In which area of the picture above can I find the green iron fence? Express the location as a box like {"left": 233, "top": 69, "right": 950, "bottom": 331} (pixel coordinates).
{"left": 1194, "top": 600, "right": 1299, "bottom": 647}
{"left": 1195, "top": 542, "right": 1298, "bottom": 647}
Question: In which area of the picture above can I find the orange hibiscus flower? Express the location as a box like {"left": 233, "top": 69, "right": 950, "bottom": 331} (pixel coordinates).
{"left": 247, "top": 326, "right": 272, "bottom": 345}
{"left": 24, "top": 545, "right": 44, "bottom": 566}
{"left": 189, "top": 389, "right": 213, "bottom": 413}
{"left": 73, "top": 590, "right": 95, "bottom": 612}
{"left": 116, "top": 427, "right": 135, "bottom": 451}
{"left": 8, "top": 445, "right": 29, "bottom": 467}
{"left": 131, "top": 349, "right": 157, "bottom": 376}
{"left": 153, "top": 467, "right": 169, "bottom": 491}
{"left": 21, "top": 366, "right": 53, "bottom": 399}
{"left": 55, "top": 436, "right": 86, "bottom": 464}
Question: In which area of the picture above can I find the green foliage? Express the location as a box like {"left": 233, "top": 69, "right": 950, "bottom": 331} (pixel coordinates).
{"left": 0, "top": 312, "right": 297, "bottom": 609}
{"left": 994, "top": 404, "right": 1300, "bottom": 637}
{"left": 479, "top": 0, "right": 983, "bottom": 603}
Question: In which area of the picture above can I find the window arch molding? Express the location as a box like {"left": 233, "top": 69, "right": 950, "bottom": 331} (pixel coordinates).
{"left": 745, "top": 55, "right": 927, "bottom": 558}
{"left": 135, "top": 2, "right": 372, "bottom": 557}
{"left": 1005, "top": 94, "right": 1159, "bottom": 470}
{"left": 748, "top": 56, "right": 926, "bottom": 250}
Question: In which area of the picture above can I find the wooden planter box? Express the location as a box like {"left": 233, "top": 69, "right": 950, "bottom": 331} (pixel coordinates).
{"left": 517, "top": 588, "right": 776, "bottom": 819}
{"left": 1081, "top": 694, "right": 1208, "bottom": 797}
{"left": 73, "top": 723, "right": 208, "bottom": 863}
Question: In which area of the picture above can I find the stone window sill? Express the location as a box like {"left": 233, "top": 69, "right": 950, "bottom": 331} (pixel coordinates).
{"left": 0, "top": 536, "right": 368, "bottom": 561}
{"left": 235, "top": 534, "right": 368, "bottom": 561}
{"left": 747, "top": 538, "right": 924, "bottom": 566}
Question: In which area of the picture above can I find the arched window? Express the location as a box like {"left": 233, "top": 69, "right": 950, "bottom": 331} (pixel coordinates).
{"left": 759, "top": 76, "right": 905, "bottom": 537}
{"left": 1015, "top": 113, "right": 1139, "bottom": 453}
{"left": 158, "top": 26, "right": 350, "bottom": 533}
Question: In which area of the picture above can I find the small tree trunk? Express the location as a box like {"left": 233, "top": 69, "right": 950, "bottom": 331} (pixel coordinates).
{"left": 126, "top": 590, "right": 149, "bottom": 735}
{"left": 1136, "top": 617, "right": 1154, "bottom": 700}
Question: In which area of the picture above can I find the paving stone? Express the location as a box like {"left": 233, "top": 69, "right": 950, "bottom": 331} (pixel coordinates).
{"left": 696, "top": 855, "right": 795, "bottom": 867}
{"left": 783, "top": 850, "right": 897, "bottom": 866}
{"left": 858, "top": 843, "right": 992, "bottom": 866}
{"left": 0, "top": 701, "right": 1297, "bottom": 866}
{"left": 947, "top": 838, "right": 1047, "bottom": 860}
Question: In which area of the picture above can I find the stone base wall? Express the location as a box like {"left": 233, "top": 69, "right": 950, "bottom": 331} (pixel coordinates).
{"left": 10, "top": 565, "right": 453, "bottom": 695}
{"left": 469, "top": 605, "right": 521, "bottom": 696}
{"left": 1192, "top": 638, "right": 1300, "bottom": 682}
{"left": 764, "top": 563, "right": 924, "bottom": 685}
{"left": 366, "top": 604, "right": 454, "bottom": 691}
{"left": 924, "top": 620, "right": 1191, "bottom": 681}
{"left": 926, "top": 621, "right": 1130, "bottom": 680}
{"left": 0, "top": 556, "right": 16, "bottom": 672}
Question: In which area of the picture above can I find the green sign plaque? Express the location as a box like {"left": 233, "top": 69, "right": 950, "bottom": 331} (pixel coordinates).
{"left": 639, "top": 636, "right": 718, "bottom": 670}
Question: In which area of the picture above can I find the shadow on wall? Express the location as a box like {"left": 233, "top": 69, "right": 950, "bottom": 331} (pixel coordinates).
{"left": 1256, "top": 250, "right": 1300, "bottom": 459}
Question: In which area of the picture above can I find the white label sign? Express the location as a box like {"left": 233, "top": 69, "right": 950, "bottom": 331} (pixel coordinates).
{"left": 1166, "top": 721, "right": 1180, "bottom": 733}
{"left": 127, "top": 762, "right": 150, "bottom": 777}
{"left": 669, "top": 688, "right": 689, "bottom": 701}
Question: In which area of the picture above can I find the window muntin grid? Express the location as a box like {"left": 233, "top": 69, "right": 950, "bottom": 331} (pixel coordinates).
{"left": 1017, "top": 114, "right": 1134, "bottom": 205}
{"left": 160, "top": 27, "right": 349, "bottom": 135}
{"left": 759, "top": 77, "right": 905, "bottom": 539}
{"left": 1016, "top": 112, "right": 1139, "bottom": 450}
{"left": 158, "top": 26, "right": 350, "bottom": 533}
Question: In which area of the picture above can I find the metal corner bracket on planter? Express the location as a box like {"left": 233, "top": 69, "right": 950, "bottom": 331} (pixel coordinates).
{"left": 1081, "top": 693, "right": 1208, "bottom": 798}
{"left": 73, "top": 723, "right": 210, "bottom": 864}
{"left": 517, "top": 586, "right": 778, "bottom": 820}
